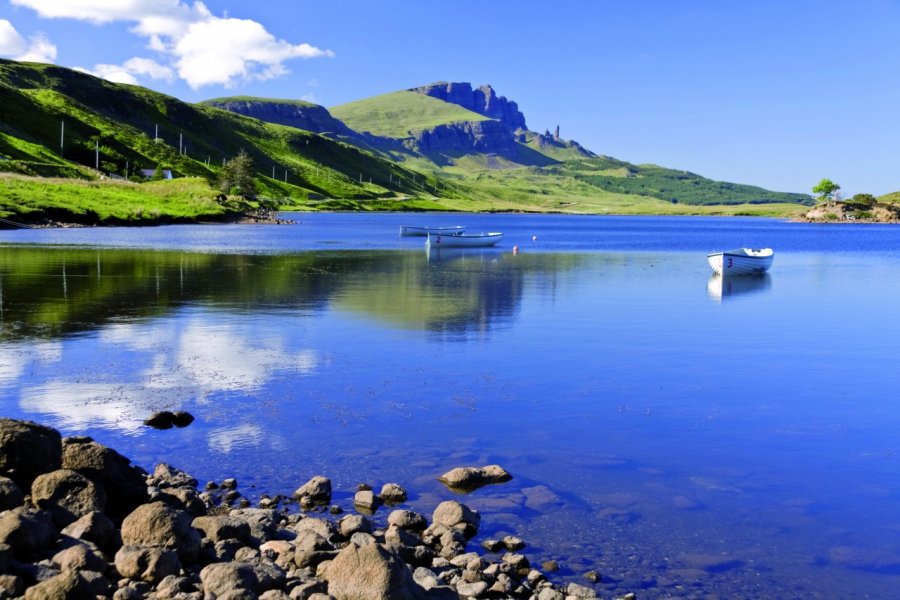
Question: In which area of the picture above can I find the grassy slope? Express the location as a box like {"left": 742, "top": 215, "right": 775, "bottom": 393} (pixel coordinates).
{"left": 0, "top": 174, "right": 232, "bottom": 223}
{"left": 328, "top": 87, "right": 811, "bottom": 208}
{"left": 0, "top": 60, "right": 449, "bottom": 215}
{"left": 330, "top": 91, "right": 490, "bottom": 138}
{"left": 200, "top": 96, "right": 318, "bottom": 108}
{"left": 878, "top": 191, "right": 900, "bottom": 203}
{"left": 0, "top": 60, "right": 814, "bottom": 219}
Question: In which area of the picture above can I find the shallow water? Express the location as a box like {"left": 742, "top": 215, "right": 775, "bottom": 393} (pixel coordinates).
{"left": 2, "top": 213, "right": 900, "bottom": 598}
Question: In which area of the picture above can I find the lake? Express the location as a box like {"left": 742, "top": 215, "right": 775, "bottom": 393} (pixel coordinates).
{"left": 2, "top": 213, "right": 900, "bottom": 598}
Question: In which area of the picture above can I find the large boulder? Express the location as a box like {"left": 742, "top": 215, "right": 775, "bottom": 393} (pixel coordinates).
{"left": 0, "top": 475, "right": 24, "bottom": 510}
{"left": 22, "top": 571, "right": 95, "bottom": 600}
{"left": 227, "top": 508, "right": 279, "bottom": 545}
{"left": 0, "top": 508, "right": 56, "bottom": 559}
{"left": 199, "top": 560, "right": 285, "bottom": 597}
{"left": 120, "top": 502, "right": 201, "bottom": 563}
{"left": 114, "top": 544, "right": 180, "bottom": 585}
{"left": 61, "top": 436, "right": 149, "bottom": 523}
{"left": 432, "top": 500, "right": 480, "bottom": 538}
{"left": 60, "top": 511, "right": 116, "bottom": 552}
{"left": 52, "top": 540, "right": 108, "bottom": 573}
{"left": 293, "top": 476, "right": 331, "bottom": 506}
{"left": 31, "top": 469, "right": 107, "bottom": 528}
{"left": 149, "top": 463, "right": 198, "bottom": 490}
{"left": 324, "top": 540, "right": 425, "bottom": 600}
{"left": 379, "top": 483, "right": 408, "bottom": 504}
{"left": 0, "top": 419, "right": 61, "bottom": 488}
{"left": 387, "top": 510, "right": 427, "bottom": 532}
{"left": 192, "top": 515, "right": 254, "bottom": 546}
{"left": 437, "top": 465, "right": 512, "bottom": 491}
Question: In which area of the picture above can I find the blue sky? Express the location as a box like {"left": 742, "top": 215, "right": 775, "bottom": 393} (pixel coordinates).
{"left": 1, "top": 0, "right": 899, "bottom": 196}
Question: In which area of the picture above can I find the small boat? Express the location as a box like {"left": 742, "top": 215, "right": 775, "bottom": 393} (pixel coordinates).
{"left": 426, "top": 232, "right": 503, "bottom": 248}
{"left": 400, "top": 225, "right": 465, "bottom": 237}
{"left": 707, "top": 248, "right": 774, "bottom": 275}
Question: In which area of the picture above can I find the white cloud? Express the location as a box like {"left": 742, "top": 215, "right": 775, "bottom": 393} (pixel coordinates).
{"left": 76, "top": 64, "right": 139, "bottom": 85}
{"left": 76, "top": 57, "right": 174, "bottom": 85}
{"left": 10, "top": 0, "right": 188, "bottom": 24}
{"left": 0, "top": 19, "right": 57, "bottom": 62}
{"left": 208, "top": 423, "right": 263, "bottom": 453}
{"left": 124, "top": 57, "right": 175, "bottom": 81}
{"left": 20, "top": 382, "right": 147, "bottom": 433}
{"left": 0, "top": 19, "right": 26, "bottom": 55}
{"left": 10, "top": 0, "right": 333, "bottom": 89}
{"left": 0, "top": 341, "right": 62, "bottom": 383}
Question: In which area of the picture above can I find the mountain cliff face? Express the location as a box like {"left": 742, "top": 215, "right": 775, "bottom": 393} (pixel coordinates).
{"left": 203, "top": 99, "right": 355, "bottom": 137}
{"left": 410, "top": 82, "right": 527, "bottom": 133}
{"left": 411, "top": 119, "right": 518, "bottom": 155}
{"left": 202, "top": 98, "right": 407, "bottom": 155}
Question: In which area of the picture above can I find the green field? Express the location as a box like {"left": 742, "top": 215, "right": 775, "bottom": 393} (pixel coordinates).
{"left": 0, "top": 174, "right": 239, "bottom": 224}
{"left": 330, "top": 91, "right": 490, "bottom": 138}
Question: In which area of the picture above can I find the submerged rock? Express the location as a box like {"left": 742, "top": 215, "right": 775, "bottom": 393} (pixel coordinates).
{"left": 144, "top": 411, "right": 194, "bottom": 429}
{"left": 438, "top": 465, "right": 512, "bottom": 492}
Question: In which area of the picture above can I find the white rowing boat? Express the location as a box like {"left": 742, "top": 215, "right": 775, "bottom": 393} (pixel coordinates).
{"left": 399, "top": 225, "right": 466, "bottom": 237}
{"left": 426, "top": 232, "right": 503, "bottom": 248}
{"left": 707, "top": 248, "right": 774, "bottom": 275}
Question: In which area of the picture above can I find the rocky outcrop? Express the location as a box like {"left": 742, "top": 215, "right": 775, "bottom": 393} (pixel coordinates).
{"left": 411, "top": 82, "right": 527, "bottom": 132}
{"left": 204, "top": 99, "right": 355, "bottom": 137}
{"left": 204, "top": 98, "right": 406, "bottom": 154}
{"left": 0, "top": 419, "right": 609, "bottom": 599}
{"left": 802, "top": 200, "right": 900, "bottom": 223}
{"left": 0, "top": 419, "right": 62, "bottom": 488}
{"left": 438, "top": 464, "right": 513, "bottom": 492}
{"left": 411, "top": 119, "right": 518, "bottom": 156}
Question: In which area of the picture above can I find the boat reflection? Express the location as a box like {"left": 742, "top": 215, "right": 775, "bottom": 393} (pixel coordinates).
{"left": 425, "top": 245, "right": 504, "bottom": 264}
{"left": 707, "top": 273, "right": 772, "bottom": 301}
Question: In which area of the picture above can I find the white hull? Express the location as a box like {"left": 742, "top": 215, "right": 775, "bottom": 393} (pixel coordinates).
{"left": 708, "top": 248, "right": 773, "bottom": 275}
{"left": 400, "top": 225, "right": 465, "bottom": 237}
{"left": 426, "top": 232, "right": 503, "bottom": 248}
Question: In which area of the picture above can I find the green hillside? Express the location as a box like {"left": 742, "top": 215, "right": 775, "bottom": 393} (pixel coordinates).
{"left": 330, "top": 90, "right": 490, "bottom": 138}
{"left": 878, "top": 191, "right": 900, "bottom": 203}
{"left": 0, "top": 60, "right": 457, "bottom": 224}
{"left": 0, "top": 60, "right": 815, "bottom": 222}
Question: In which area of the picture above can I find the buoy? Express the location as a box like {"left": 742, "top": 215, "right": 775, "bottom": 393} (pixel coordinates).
{"left": 532, "top": 235, "right": 537, "bottom": 241}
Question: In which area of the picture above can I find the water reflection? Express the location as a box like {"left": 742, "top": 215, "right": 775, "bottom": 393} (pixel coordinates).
{"left": 0, "top": 246, "right": 584, "bottom": 433}
{"left": 0, "top": 246, "right": 581, "bottom": 341}
{"left": 706, "top": 273, "right": 772, "bottom": 301}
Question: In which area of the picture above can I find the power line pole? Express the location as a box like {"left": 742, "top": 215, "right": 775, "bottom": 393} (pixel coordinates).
{"left": 95, "top": 139, "right": 99, "bottom": 170}
{"left": 60, "top": 121, "right": 64, "bottom": 157}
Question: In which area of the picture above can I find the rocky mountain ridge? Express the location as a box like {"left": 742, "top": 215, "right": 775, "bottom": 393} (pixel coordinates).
{"left": 409, "top": 82, "right": 527, "bottom": 133}
{"left": 201, "top": 98, "right": 406, "bottom": 156}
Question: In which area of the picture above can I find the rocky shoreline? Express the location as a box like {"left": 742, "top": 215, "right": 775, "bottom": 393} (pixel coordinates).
{"left": 0, "top": 419, "right": 629, "bottom": 600}
{"left": 0, "top": 210, "right": 294, "bottom": 230}
{"left": 799, "top": 200, "right": 900, "bottom": 223}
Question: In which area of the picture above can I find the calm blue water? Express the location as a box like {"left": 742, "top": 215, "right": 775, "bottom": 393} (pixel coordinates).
{"left": 2, "top": 213, "right": 900, "bottom": 598}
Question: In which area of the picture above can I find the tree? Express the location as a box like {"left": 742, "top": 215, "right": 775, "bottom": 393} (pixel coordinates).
{"left": 218, "top": 149, "right": 257, "bottom": 199}
{"left": 151, "top": 165, "right": 165, "bottom": 181}
{"left": 812, "top": 178, "right": 841, "bottom": 202}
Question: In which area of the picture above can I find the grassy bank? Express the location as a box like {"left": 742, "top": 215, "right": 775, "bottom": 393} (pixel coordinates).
{"left": 0, "top": 173, "right": 808, "bottom": 227}
{"left": 0, "top": 174, "right": 242, "bottom": 225}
